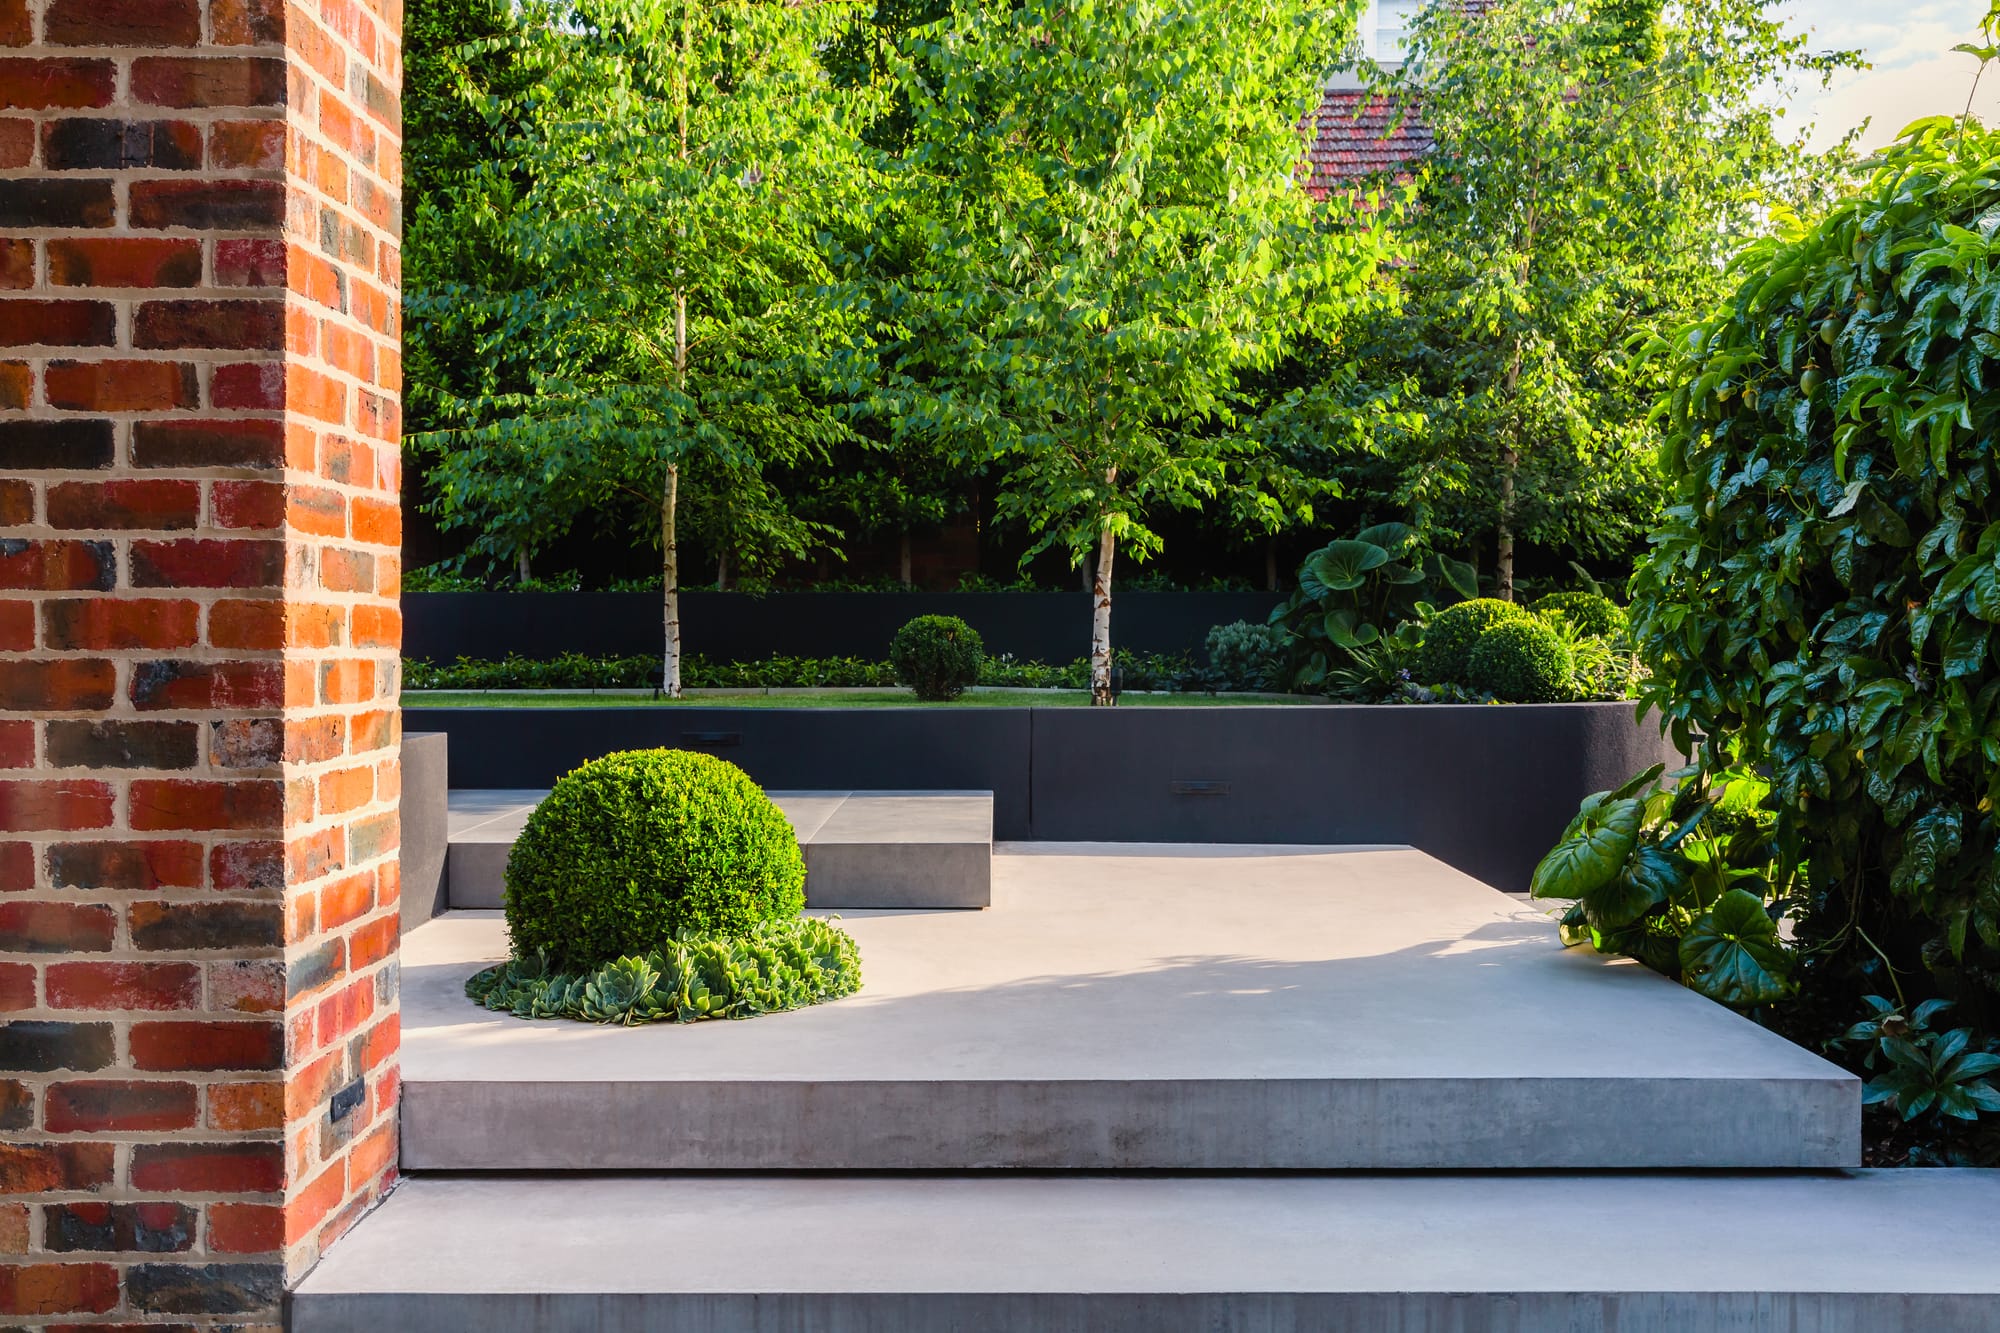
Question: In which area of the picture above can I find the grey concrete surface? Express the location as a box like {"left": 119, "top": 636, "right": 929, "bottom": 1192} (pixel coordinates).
{"left": 398, "top": 732, "right": 451, "bottom": 933}
{"left": 443, "top": 788, "right": 993, "bottom": 910}
{"left": 293, "top": 1170, "right": 2000, "bottom": 1332}
{"left": 401, "top": 844, "right": 1855, "bottom": 1170}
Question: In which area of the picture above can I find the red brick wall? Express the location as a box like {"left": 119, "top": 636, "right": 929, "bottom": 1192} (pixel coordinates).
{"left": 0, "top": 0, "right": 403, "bottom": 1323}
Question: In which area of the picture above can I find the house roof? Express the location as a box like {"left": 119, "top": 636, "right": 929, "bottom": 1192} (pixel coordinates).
{"left": 1308, "top": 0, "right": 1494, "bottom": 194}
{"left": 1306, "top": 90, "right": 1432, "bottom": 195}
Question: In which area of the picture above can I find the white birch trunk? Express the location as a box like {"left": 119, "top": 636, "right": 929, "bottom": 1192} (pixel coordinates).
{"left": 1089, "top": 525, "right": 1116, "bottom": 707}
{"left": 662, "top": 462, "right": 681, "bottom": 699}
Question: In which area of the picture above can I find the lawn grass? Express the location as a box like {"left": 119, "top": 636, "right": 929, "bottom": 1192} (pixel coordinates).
{"left": 401, "top": 687, "right": 1317, "bottom": 709}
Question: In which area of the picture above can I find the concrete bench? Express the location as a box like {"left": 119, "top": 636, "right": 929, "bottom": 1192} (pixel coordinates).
{"left": 444, "top": 789, "right": 993, "bottom": 911}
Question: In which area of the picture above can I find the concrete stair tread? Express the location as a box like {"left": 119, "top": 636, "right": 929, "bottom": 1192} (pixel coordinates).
{"left": 292, "top": 1171, "right": 2000, "bottom": 1331}
{"left": 401, "top": 845, "right": 1856, "bottom": 1171}
{"left": 443, "top": 788, "right": 993, "bottom": 910}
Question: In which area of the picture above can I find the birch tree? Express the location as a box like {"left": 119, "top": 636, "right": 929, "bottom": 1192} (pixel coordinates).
{"left": 857, "top": 0, "right": 1393, "bottom": 703}
{"left": 417, "top": 0, "right": 867, "bottom": 692}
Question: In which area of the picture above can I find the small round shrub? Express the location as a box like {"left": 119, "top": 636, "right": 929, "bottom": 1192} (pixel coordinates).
{"left": 504, "top": 749, "right": 805, "bottom": 970}
{"left": 1465, "top": 618, "right": 1575, "bottom": 703}
{"left": 1417, "top": 597, "right": 1532, "bottom": 685}
{"left": 1204, "top": 619, "right": 1286, "bottom": 691}
{"left": 890, "top": 614, "right": 984, "bottom": 701}
{"left": 1530, "top": 591, "right": 1628, "bottom": 639}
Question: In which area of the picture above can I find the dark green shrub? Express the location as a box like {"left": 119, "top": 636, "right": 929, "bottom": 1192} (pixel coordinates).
{"left": 504, "top": 749, "right": 805, "bottom": 970}
{"left": 889, "top": 615, "right": 984, "bottom": 700}
{"left": 1465, "top": 617, "right": 1573, "bottom": 702}
{"left": 1529, "top": 591, "right": 1628, "bottom": 639}
{"left": 1203, "top": 620, "right": 1287, "bottom": 691}
{"left": 1417, "top": 597, "right": 1531, "bottom": 685}
{"left": 467, "top": 917, "right": 862, "bottom": 1023}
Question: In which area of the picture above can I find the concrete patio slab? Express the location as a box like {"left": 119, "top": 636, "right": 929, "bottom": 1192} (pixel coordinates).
{"left": 401, "top": 843, "right": 1856, "bottom": 1171}
{"left": 292, "top": 1170, "right": 2000, "bottom": 1333}
{"left": 443, "top": 788, "right": 993, "bottom": 910}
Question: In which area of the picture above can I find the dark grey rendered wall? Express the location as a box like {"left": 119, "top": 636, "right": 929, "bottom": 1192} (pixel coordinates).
{"left": 400, "top": 703, "right": 1683, "bottom": 894}
{"left": 403, "top": 591, "right": 1284, "bottom": 664}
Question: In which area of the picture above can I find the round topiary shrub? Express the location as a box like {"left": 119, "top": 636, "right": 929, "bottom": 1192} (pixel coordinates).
{"left": 890, "top": 614, "right": 984, "bottom": 701}
{"left": 1529, "top": 591, "right": 1628, "bottom": 639}
{"left": 503, "top": 748, "right": 806, "bottom": 971}
{"left": 1465, "top": 618, "right": 1574, "bottom": 702}
{"left": 1418, "top": 597, "right": 1532, "bottom": 685}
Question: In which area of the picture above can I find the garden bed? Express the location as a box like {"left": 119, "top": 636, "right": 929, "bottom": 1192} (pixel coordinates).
{"left": 401, "top": 700, "right": 1681, "bottom": 893}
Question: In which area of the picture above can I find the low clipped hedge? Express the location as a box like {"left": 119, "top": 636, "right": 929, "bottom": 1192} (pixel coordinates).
{"left": 504, "top": 749, "right": 806, "bottom": 971}
{"left": 1529, "top": 591, "right": 1628, "bottom": 640}
{"left": 889, "top": 614, "right": 985, "bottom": 701}
{"left": 1417, "top": 597, "right": 1532, "bottom": 685}
{"left": 467, "top": 918, "right": 862, "bottom": 1024}
{"left": 1466, "top": 618, "right": 1574, "bottom": 703}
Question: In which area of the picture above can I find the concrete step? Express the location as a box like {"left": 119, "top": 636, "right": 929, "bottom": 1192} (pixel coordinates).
{"left": 445, "top": 788, "right": 993, "bottom": 911}
{"left": 292, "top": 1170, "right": 2000, "bottom": 1332}
{"left": 400, "top": 845, "right": 1857, "bottom": 1171}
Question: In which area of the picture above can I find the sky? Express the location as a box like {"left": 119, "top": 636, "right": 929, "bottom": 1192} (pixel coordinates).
{"left": 1777, "top": 1, "right": 2000, "bottom": 149}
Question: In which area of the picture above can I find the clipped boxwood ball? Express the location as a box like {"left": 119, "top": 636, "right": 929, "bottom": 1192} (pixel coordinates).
{"left": 504, "top": 749, "right": 806, "bottom": 970}
{"left": 1466, "top": 618, "right": 1574, "bottom": 703}
{"left": 1529, "top": 591, "right": 1628, "bottom": 639}
{"left": 890, "top": 614, "right": 984, "bottom": 701}
{"left": 1418, "top": 597, "right": 1532, "bottom": 685}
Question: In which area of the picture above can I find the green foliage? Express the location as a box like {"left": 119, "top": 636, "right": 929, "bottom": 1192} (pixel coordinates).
{"left": 402, "top": 650, "right": 1211, "bottom": 693}
{"left": 888, "top": 615, "right": 985, "bottom": 701}
{"left": 411, "top": 0, "right": 869, "bottom": 692}
{"left": 1271, "top": 522, "right": 1476, "bottom": 692}
{"left": 851, "top": 0, "right": 1391, "bottom": 702}
{"left": 504, "top": 749, "right": 805, "bottom": 970}
{"left": 1529, "top": 591, "right": 1628, "bottom": 640}
{"left": 1632, "top": 118, "right": 2000, "bottom": 1055}
{"left": 1533, "top": 763, "right": 1796, "bottom": 1007}
{"left": 1417, "top": 598, "right": 1531, "bottom": 687}
{"left": 467, "top": 917, "right": 862, "bottom": 1024}
{"left": 1837, "top": 996, "right": 2000, "bottom": 1126}
{"left": 1464, "top": 618, "right": 1573, "bottom": 703}
{"left": 1203, "top": 621, "right": 1288, "bottom": 693}
{"left": 1337, "top": 0, "right": 1861, "bottom": 596}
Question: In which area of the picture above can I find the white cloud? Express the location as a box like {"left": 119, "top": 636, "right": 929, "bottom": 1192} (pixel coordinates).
{"left": 1773, "top": 0, "right": 2000, "bottom": 149}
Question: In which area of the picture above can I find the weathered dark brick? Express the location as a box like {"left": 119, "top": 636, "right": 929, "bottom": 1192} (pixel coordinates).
{"left": 45, "top": 1081, "right": 198, "bottom": 1133}
{"left": 131, "top": 57, "right": 285, "bottom": 109}
{"left": 0, "top": 178, "right": 115, "bottom": 227}
{"left": 45, "top": 721, "right": 199, "bottom": 770}
{"left": 126, "top": 1262, "right": 283, "bottom": 1316}
{"left": 49, "top": 840, "right": 203, "bottom": 890}
{"left": 129, "top": 178, "right": 285, "bottom": 230}
{"left": 46, "top": 0, "right": 202, "bottom": 46}
{"left": 0, "top": 420, "right": 114, "bottom": 470}
{"left": 209, "top": 717, "right": 283, "bottom": 768}
{"left": 128, "top": 1019, "right": 281, "bottom": 1072}
{"left": 129, "top": 900, "right": 283, "bottom": 952}
{"left": 43, "top": 598, "right": 200, "bottom": 651}
{"left": 130, "top": 418, "right": 284, "bottom": 470}
{"left": 43, "top": 119, "right": 200, "bottom": 170}
{"left": 0, "top": 1021, "right": 114, "bottom": 1072}
{"left": 285, "top": 939, "right": 343, "bottom": 1000}
{"left": 0, "top": 1078, "right": 29, "bottom": 1131}
{"left": 131, "top": 660, "right": 284, "bottom": 711}
{"left": 133, "top": 299, "right": 284, "bottom": 351}
{"left": 43, "top": 1201, "right": 197, "bottom": 1254}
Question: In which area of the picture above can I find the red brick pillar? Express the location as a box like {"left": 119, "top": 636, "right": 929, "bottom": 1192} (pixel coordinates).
{"left": 0, "top": 0, "right": 403, "bottom": 1323}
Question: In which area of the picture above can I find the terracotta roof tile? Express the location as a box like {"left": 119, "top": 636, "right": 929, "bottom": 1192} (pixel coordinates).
{"left": 1307, "top": 90, "right": 1431, "bottom": 194}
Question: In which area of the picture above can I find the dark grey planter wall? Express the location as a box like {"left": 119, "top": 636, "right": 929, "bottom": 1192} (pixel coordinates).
{"left": 401, "top": 731, "right": 450, "bottom": 932}
{"left": 402, "top": 707, "right": 1035, "bottom": 840}
{"left": 401, "top": 703, "right": 1682, "bottom": 894}
{"left": 403, "top": 591, "right": 1283, "bottom": 664}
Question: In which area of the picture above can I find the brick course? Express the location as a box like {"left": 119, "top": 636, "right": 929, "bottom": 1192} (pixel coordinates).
{"left": 1, "top": 0, "right": 402, "bottom": 1322}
